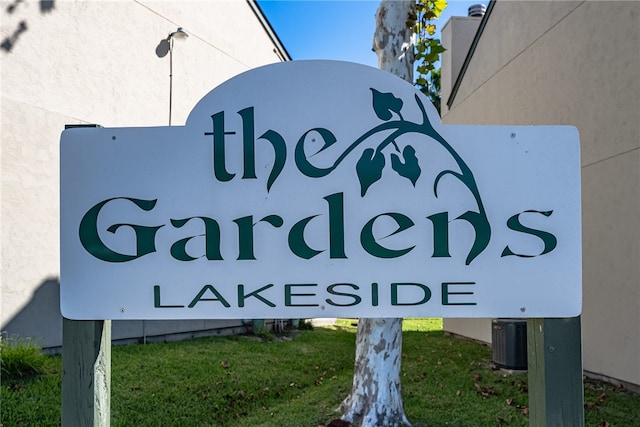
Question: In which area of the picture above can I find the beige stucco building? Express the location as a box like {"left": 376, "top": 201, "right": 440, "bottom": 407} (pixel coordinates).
{"left": 1, "top": 0, "right": 289, "bottom": 348}
{"left": 441, "top": 1, "right": 639, "bottom": 389}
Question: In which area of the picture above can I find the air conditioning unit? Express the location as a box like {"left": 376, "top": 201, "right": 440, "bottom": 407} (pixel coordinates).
{"left": 492, "top": 319, "right": 528, "bottom": 370}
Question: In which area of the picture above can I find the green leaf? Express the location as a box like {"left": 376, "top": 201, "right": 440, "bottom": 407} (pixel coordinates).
{"left": 434, "top": 0, "right": 448, "bottom": 15}
{"left": 356, "top": 148, "right": 385, "bottom": 197}
{"left": 391, "top": 145, "right": 421, "bottom": 186}
{"left": 417, "top": 64, "right": 431, "bottom": 74}
{"left": 370, "top": 88, "right": 403, "bottom": 121}
{"left": 425, "top": 52, "right": 439, "bottom": 64}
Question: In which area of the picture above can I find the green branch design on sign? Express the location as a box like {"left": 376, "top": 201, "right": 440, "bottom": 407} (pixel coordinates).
{"left": 295, "top": 88, "right": 491, "bottom": 265}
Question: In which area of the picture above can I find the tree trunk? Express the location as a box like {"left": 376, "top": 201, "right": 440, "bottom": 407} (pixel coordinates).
{"left": 339, "top": 318, "right": 410, "bottom": 426}
{"left": 339, "top": 2, "right": 415, "bottom": 426}
{"left": 373, "top": 0, "right": 415, "bottom": 81}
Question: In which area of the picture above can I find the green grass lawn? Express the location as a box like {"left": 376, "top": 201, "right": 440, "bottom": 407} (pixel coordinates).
{"left": 2, "top": 319, "right": 639, "bottom": 426}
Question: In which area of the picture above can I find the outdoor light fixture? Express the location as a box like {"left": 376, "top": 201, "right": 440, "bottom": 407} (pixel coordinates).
{"left": 156, "top": 27, "right": 189, "bottom": 125}
{"left": 170, "top": 27, "right": 189, "bottom": 41}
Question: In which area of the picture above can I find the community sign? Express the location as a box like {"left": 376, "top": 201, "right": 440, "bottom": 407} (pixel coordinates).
{"left": 60, "top": 60, "right": 581, "bottom": 320}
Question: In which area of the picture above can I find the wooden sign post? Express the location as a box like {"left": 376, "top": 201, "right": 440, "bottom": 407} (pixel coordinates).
{"left": 62, "top": 318, "right": 111, "bottom": 427}
{"left": 528, "top": 316, "right": 584, "bottom": 426}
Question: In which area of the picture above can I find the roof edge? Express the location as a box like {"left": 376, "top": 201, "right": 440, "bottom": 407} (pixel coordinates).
{"left": 247, "top": 0, "right": 292, "bottom": 62}
{"left": 446, "top": 0, "right": 495, "bottom": 108}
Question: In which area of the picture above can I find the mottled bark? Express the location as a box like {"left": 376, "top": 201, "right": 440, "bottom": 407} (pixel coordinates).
{"left": 339, "top": 318, "right": 410, "bottom": 426}
{"left": 339, "top": 2, "right": 415, "bottom": 426}
{"left": 373, "top": 0, "right": 415, "bottom": 82}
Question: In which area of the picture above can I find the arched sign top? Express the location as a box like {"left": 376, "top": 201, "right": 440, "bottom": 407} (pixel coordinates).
{"left": 185, "top": 60, "right": 441, "bottom": 131}
{"left": 185, "top": 60, "right": 478, "bottom": 219}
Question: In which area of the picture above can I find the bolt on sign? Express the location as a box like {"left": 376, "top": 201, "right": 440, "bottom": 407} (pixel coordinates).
{"left": 60, "top": 60, "right": 581, "bottom": 320}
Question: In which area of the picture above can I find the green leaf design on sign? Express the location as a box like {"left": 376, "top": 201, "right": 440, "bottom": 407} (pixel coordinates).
{"left": 391, "top": 145, "right": 421, "bottom": 186}
{"left": 356, "top": 148, "right": 385, "bottom": 196}
{"left": 292, "top": 88, "right": 492, "bottom": 265}
{"left": 371, "top": 89, "right": 404, "bottom": 121}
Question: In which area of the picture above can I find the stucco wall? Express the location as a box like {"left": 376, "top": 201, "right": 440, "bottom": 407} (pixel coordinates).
{"left": 1, "top": 0, "right": 286, "bottom": 347}
{"left": 440, "top": 16, "right": 481, "bottom": 112}
{"left": 441, "top": 1, "right": 639, "bottom": 387}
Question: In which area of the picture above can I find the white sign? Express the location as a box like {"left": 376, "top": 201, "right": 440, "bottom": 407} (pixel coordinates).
{"left": 60, "top": 60, "right": 581, "bottom": 320}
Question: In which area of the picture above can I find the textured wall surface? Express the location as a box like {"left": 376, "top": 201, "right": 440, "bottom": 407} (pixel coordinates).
{"left": 1, "top": 0, "right": 287, "bottom": 347}
{"left": 441, "top": 1, "right": 639, "bottom": 387}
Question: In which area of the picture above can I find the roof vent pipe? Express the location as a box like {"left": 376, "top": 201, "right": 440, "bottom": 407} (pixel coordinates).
{"left": 468, "top": 4, "right": 486, "bottom": 17}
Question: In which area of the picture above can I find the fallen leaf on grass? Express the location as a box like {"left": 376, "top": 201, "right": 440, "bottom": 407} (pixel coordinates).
{"left": 474, "top": 382, "right": 498, "bottom": 398}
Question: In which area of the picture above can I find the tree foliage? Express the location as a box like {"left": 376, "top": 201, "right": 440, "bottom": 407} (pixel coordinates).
{"left": 422, "top": 67, "right": 441, "bottom": 113}
{"left": 409, "top": 0, "right": 446, "bottom": 112}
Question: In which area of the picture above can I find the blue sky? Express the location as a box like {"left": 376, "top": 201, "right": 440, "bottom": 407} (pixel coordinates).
{"left": 258, "top": 0, "right": 477, "bottom": 68}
